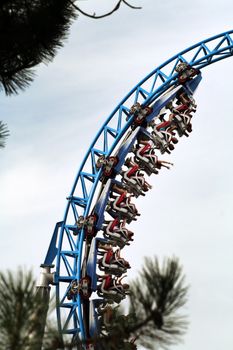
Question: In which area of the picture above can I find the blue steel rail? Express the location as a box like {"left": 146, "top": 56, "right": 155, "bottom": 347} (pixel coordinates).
{"left": 41, "top": 30, "right": 233, "bottom": 342}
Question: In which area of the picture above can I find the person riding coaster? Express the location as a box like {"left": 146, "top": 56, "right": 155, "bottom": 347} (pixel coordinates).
{"left": 133, "top": 142, "right": 173, "bottom": 175}
{"left": 149, "top": 116, "right": 176, "bottom": 153}
{"left": 97, "top": 303, "right": 138, "bottom": 349}
{"left": 97, "top": 303, "right": 115, "bottom": 332}
{"left": 176, "top": 90, "right": 197, "bottom": 113}
{"left": 175, "top": 62, "right": 200, "bottom": 84}
{"left": 163, "top": 102, "right": 190, "bottom": 137}
{"left": 165, "top": 92, "right": 197, "bottom": 136}
{"left": 67, "top": 276, "right": 91, "bottom": 300}
{"left": 102, "top": 218, "right": 134, "bottom": 248}
{"left": 85, "top": 342, "right": 95, "bottom": 350}
{"left": 97, "top": 243, "right": 131, "bottom": 276}
{"left": 121, "top": 157, "right": 152, "bottom": 196}
{"left": 97, "top": 274, "right": 130, "bottom": 303}
{"left": 133, "top": 143, "right": 159, "bottom": 173}
{"left": 106, "top": 184, "right": 140, "bottom": 223}
{"left": 67, "top": 280, "right": 80, "bottom": 300}
{"left": 74, "top": 215, "right": 97, "bottom": 238}
{"left": 96, "top": 155, "right": 118, "bottom": 178}
{"left": 171, "top": 91, "right": 197, "bottom": 133}
{"left": 129, "top": 102, "right": 153, "bottom": 127}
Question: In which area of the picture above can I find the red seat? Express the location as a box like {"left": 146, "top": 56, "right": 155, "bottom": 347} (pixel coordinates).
{"left": 105, "top": 250, "right": 114, "bottom": 264}
{"left": 175, "top": 104, "right": 189, "bottom": 112}
{"left": 156, "top": 120, "right": 171, "bottom": 131}
{"left": 109, "top": 218, "right": 119, "bottom": 231}
{"left": 127, "top": 164, "right": 139, "bottom": 177}
{"left": 139, "top": 143, "right": 151, "bottom": 155}
{"left": 103, "top": 275, "right": 112, "bottom": 289}
{"left": 116, "top": 192, "right": 126, "bottom": 206}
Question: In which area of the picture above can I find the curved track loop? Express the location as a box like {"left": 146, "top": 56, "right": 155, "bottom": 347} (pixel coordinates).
{"left": 42, "top": 30, "right": 233, "bottom": 344}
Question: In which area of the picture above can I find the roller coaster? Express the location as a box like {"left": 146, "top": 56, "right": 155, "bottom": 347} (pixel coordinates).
{"left": 37, "top": 30, "right": 233, "bottom": 349}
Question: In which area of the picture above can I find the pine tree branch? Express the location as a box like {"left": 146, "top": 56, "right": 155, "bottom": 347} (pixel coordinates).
{"left": 128, "top": 257, "right": 189, "bottom": 349}
{"left": 0, "top": 0, "right": 77, "bottom": 95}
{"left": 127, "top": 310, "right": 163, "bottom": 335}
{"left": 122, "top": 0, "right": 141, "bottom": 9}
{"left": 0, "top": 121, "right": 9, "bottom": 148}
{"left": 69, "top": 0, "right": 141, "bottom": 19}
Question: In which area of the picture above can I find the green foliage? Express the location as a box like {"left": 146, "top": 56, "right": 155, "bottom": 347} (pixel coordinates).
{"left": 42, "top": 325, "right": 64, "bottom": 350}
{"left": 0, "top": 268, "right": 43, "bottom": 349}
{"left": 0, "top": 121, "right": 9, "bottom": 148}
{"left": 0, "top": 268, "right": 56, "bottom": 350}
{"left": 128, "top": 257, "right": 188, "bottom": 349}
{"left": 0, "top": 0, "right": 76, "bottom": 95}
{"left": 0, "top": 1, "right": 140, "bottom": 96}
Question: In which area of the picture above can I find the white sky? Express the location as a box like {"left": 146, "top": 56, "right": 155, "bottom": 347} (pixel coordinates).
{"left": 0, "top": 0, "right": 233, "bottom": 349}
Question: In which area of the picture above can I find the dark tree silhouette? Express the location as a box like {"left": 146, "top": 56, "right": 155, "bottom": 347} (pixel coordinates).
{"left": 0, "top": 268, "right": 46, "bottom": 350}
{"left": 0, "top": 0, "right": 76, "bottom": 95}
{"left": 0, "top": 1, "right": 141, "bottom": 149}
{"left": 128, "top": 257, "right": 188, "bottom": 349}
{"left": 0, "top": 0, "right": 141, "bottom": 95}
{"left": 0, "top": 121, "right": 9, "bottom": 148}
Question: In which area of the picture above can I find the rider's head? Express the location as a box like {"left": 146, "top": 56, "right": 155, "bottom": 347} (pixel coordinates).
{"left": 96, "top": 155, "right": 106, "bottom": 168}
{"left": 125, "top": 157, "right": 132, "bottom": 167}
{"left": 123, "top": 283, "right": 130, "bottom": 290}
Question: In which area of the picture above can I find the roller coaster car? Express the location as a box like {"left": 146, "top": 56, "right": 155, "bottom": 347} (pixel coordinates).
{"left": 103, "top": 218, "right": 134, "bottom": 248}
{"left": 97, "top": 275, "right": 130, "bottom": 304}
{"left": 175, "top": 62, "right": 200, "bottom": 84}
{"left": 133, "top": 143, "right": 160, "bottom": 175}
{"left": 89, "top": 305, "right": 112, "bottom": 344}
{"left": 107, "top": 191, "right": 140, "bottom": 224}
{"left": 174, "top": 93, "right": 197, "bottom": 127}
{"left": 170, "top": 113, "right": 189, "bottom": 137}
{"left": 73, "top": 215, "right": 98, "bottom": 238}
{"left": 85, "top": 341, "right": 94, "bottom": 350}
{"left": 94, "top": 179, "right": 135, "bottom": 231}
{"left": 96, "top": 130, "right": 144, "bottom": 182}
{"left": 85, "top": 214, "right": 98, "bottom": 238}
{"left": 68, "top": 277, "right": 92, "bottom": 300}
{"left": 166, "top": 102, "right": 194, "bottom": 137}
{"left": 176, "top": 90, "right": 197, "bottom": 111}
{"left": 122, "top": 158, "right": 152, "bottom": 196}
{"left": 129, "top": 102, "right": 153, "bottom": 127}
{"left": 151, "top": 128, "right": 174, "bottom": 154}
{"left": 98, "top": 246, "right": 131, "bottom": 276}
{"left": 135, "top": 143, "right": 173, "bottom": 175}
{"left": 96, "top": 303, "right": 114, "bottom": 331}
{"left": 67, "top": 277, "right": 92, "bottom": 300}
{"left": 96, "top": 155, "right": 118, "bottom": 178}
{"left": 80, "top": 276, "right": 92, "bottom": 299}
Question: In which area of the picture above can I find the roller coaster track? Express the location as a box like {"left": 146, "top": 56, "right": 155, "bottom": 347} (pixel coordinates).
{"left": 38, "top": 30, "right": 233, "bottom": 348}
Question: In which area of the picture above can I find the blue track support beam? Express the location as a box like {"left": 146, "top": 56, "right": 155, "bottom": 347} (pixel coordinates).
{"left": 43, "top": 221, "right": 63, "bottom": 266}
{"left": 41, "top": 30, "right": 233, "bottom": 343}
